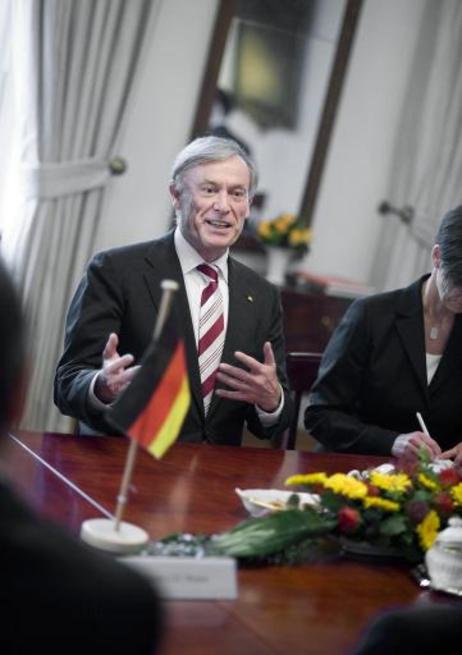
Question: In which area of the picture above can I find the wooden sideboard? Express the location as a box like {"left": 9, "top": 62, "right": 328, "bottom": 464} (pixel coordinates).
{"left": 281, "top": 287, "right": 352, "bottom": 353}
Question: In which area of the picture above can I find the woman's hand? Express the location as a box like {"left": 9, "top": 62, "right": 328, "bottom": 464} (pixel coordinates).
{"left": 391, "top": 431, "right": 441, "bottom": 459}
{"left": 441, "top": 441, "right": 462, "bottom": 466}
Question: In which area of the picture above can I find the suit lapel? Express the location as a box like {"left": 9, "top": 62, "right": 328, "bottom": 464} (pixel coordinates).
{"left": 142, "top": 233, "right": 204, "bottom": 420}
{"left": 395, "top": 278, "right": 428, "bottom": 400}
{"left": 221, "top": 259, "right": 249, "bottom": 364}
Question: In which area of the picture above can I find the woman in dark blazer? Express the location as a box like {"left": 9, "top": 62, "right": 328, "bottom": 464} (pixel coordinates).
{"left": 305, "top": 206, "right": 462, "bottom": 463}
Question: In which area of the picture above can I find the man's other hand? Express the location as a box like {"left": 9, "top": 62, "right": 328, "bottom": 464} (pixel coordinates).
{"left": 215, "top": 341, "right": 281, "bottom": 412}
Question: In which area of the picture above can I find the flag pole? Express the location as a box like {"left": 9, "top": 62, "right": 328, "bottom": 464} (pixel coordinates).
{"left": 113, "top": 279, "right": 180, "bottom": 531}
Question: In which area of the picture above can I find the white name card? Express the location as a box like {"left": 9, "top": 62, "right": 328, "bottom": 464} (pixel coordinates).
{"left": 121, "top": 555, "right": 238, "bottom": 600}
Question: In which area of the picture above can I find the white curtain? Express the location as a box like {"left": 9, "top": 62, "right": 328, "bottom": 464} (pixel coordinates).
{"left": 0, "top": 1, "right": 14, "bottom": 212}
{"left": 1, "top": 0, "right": 160, "bottom": 432}
{"left": 371, "top": 0, "right": 462, "bottom": 291}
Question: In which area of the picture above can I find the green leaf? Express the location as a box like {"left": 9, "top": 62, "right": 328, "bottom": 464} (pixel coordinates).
{"left": 417, "top": 447, "right": 432, "bottom": 465}
{"left": 412, "top": 489, "right": 432, "bottom": 503}
{"left": 208, "top": 509, "right": 336, "bottom": 559}
{"left": 320, "top": 491, "right": 344, "bottom": 513}
{"left": 379, "top": 514, "right": 407, "bottom": 537}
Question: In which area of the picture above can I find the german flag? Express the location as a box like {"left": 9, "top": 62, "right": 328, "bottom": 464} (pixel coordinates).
{"left": 107, "top": 299, "right": 190, "bottom": 459}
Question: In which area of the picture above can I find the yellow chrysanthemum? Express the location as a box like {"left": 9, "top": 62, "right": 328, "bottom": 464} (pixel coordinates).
{"left": 451, "top": 482, "right": 462, "bottom": 506}
{"left": 258, "top": 221, "right": 272, "bottom": 239}
{"left": 288, "top": 229, "right": 303, "bottom": 246}
{"left": 416, "top": 510, "right": 440, "bottom": 550}
{"left": 285, "top": 473, "right": 327, "bottom": 486}
{"left": 418, "top": 473, "right": 439, "bottom": 492}
{"left": 324, "top": 473, "right": 368, "bottom": 499}
{"left": 277, "top": 213, "right": 295, "bottom": 227}
{"left": 369, "top": 472, "right": 412, "bottom": 494}
{"left": 289, "top": 227, "right": 312, "bottom": 246}
{"left": 363, "top": 497, "right": 400, "bottom": 512}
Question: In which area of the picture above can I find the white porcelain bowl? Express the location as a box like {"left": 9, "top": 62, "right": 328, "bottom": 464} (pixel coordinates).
{"left": 235, "top": 488, "right": 319, "bottom": 517}
{"left": 426, "top": 517, "right": 462, "bottom": 592}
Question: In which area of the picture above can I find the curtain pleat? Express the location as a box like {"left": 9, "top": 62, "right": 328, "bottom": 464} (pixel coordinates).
{"left": 371, "top": 0, "right": 462, "bottom": 291}
{"left": 1, "top": 0, "right": 160, "bottom": 431}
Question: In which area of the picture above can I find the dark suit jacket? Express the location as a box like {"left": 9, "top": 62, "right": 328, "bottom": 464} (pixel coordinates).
{"left": 350, "top": 604, "right": 462, "bottom": 654}
{"left": 305, "top": 276, "right": 462, "bottom": 455}
{"left": 54, "top": 232, "right": 292, "bottom": 445}
{"left": 0, "top": 480, "right": 162, "bottom": 654}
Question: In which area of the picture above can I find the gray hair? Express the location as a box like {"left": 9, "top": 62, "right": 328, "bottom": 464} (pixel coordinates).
{"left": 435, "top": 205, "right": 462, "bottom": 287}
{"left": 171, "top": 136, "right": 258, "bottom": 198}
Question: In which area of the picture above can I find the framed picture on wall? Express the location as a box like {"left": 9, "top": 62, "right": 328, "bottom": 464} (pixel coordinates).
{"left": 233, "top": 20, "right": 305, "bottom": 129}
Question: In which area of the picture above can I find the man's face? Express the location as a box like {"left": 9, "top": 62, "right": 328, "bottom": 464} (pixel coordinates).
{"left": 171, "top": 155, "right": 251, "bottom": 262}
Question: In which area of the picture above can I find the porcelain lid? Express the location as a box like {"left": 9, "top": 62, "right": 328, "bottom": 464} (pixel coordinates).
{"left": 435, "top": 517, "right": 462, "bottom": 548}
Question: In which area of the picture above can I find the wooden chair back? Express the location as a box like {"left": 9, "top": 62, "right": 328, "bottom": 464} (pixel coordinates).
{"left": 282, "top": 351, "right": 322, "bottom": 449}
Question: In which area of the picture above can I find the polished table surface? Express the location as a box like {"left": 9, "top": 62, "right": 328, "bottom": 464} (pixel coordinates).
{"left": 3, "top": 431, "right": 454, "bottom": 655}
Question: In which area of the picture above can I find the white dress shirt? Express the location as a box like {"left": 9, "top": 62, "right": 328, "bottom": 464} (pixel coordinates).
{"left": 174, "top": 227, "right": 229, "bottom": 344}
{"left": 425, "top": 352, "right": 442, "bottom": 385}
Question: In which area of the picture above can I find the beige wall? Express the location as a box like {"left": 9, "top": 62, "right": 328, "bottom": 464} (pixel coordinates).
{"left": 94, "top": 0, "right": 219, "bottom": 255}
{"left": 93, "top": 0, "right": 427, "bottom": 290}
{"left": 306, "top": 0, "right": 426, "bottom": 285}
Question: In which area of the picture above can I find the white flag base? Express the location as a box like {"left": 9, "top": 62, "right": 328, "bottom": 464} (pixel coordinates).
{"left": 80, "top": 518, "right": 149, "bottom": 554}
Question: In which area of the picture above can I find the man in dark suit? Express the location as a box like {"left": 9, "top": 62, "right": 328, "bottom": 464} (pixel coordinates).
{"left": 54, "top": 136, "right": 292, "bottom": 445}
{"left": 0, "top": 258, "right": 162, "bottom": 653}
{"left": 350, "top": 604, "right": 462, "bottom": 654}
{"left": 305, "top": 206, "right": 462, "bottom": 461}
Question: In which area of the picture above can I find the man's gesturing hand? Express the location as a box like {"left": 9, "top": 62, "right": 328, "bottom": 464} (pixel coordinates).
{"left": 94, "top": 333, "right": 140, "bottom": 404}
{"left": 215, "top": 341, "right": 281, "bottom": 412}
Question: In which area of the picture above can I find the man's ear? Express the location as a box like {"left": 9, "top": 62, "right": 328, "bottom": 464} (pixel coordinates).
{"left": 243, "top": 194, "right": 253, "bottom": 221}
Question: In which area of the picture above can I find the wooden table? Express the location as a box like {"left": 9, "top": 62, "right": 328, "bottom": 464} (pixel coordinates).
{"left": 3, "top": 431, "right": 452, "bottom": 655}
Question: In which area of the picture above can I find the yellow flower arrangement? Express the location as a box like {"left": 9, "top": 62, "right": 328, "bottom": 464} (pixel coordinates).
{"left": 156, "top": 454, "right": 462, "bottom": 566}
{"left": 256, "top": 213, "right": 311, "bottom": 254}
{"left": 202, "top": 452, "right": 462, "bottom": 565}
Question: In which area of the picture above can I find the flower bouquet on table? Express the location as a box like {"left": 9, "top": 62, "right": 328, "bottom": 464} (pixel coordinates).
{"left": 152, "top": 452, "right": 462, "bottom": 566}
{"left": 256, "top": 213, "right": 311, "bottom": 256}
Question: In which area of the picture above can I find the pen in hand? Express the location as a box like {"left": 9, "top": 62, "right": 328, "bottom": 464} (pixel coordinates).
{"left": 415, "top": 412, "right": 441, "bottom": 459}
{"left": 416, "top": 411, "right": 429, "bottom": 436}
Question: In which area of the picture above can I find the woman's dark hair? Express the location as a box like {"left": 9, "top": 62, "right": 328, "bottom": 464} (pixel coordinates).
{"left": 435, "top": 206, "right": 462, "bottom": 287}
{"left": 0, "top": 258, "right": 25, "bottom": 427}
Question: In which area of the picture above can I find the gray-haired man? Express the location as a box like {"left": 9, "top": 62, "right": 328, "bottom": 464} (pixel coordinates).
{"left": 54, "top": 136, "right": 292, "bottom": 445}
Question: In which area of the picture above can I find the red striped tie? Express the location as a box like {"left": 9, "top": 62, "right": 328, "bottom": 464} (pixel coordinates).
{"left": 197, "top": 264, "right": 225, "bottom": 414}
